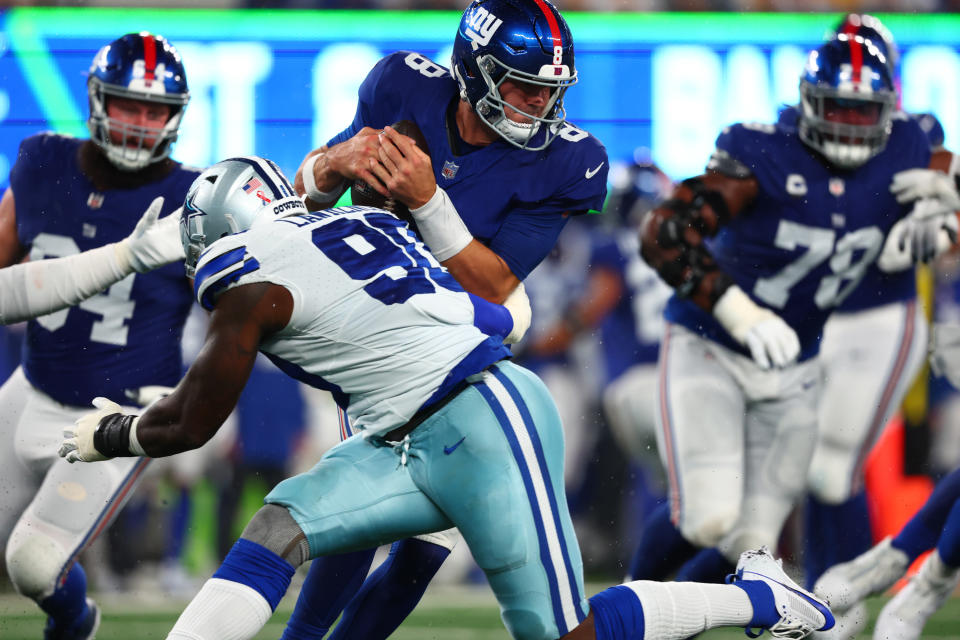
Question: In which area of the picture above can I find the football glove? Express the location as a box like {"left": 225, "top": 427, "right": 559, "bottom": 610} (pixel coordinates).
{"left": 890, "top": 168, "right": 960, "bottom": 211}
{"left": 878, "top": 198, "right": 959, "bottom": 272}
{"left": 713, "top": 284, "right": 800, "bottom": 370}
{"left": 115, "top": 197, "right": 187, "bottom": 273}
{"left": 59, "top": 397, "right": 140, "bottom": 463}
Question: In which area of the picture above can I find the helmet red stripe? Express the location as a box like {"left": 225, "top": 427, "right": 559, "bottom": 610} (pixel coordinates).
{"left": 531, "top": 0, "right": 562, "bottom": 49}
{"left": 849, "top": 37, "right": 863, "bottom": 85}
{"left": 142, "top": 33, "right": 157, "bottom": 81}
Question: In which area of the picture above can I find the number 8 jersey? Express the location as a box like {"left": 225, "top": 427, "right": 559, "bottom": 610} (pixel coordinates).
{"left": 664, "top": 110, "right": 931, "bottom": 361}
{"left": 10, "top": 133, "right": 199, "bottom": 407}
{"left": 192, "top": 206, "right": 510, "bottom": 437}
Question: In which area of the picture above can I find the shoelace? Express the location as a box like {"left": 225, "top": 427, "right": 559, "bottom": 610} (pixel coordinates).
{"left": 393, "top": 434, "right": 412, "bottom": 467}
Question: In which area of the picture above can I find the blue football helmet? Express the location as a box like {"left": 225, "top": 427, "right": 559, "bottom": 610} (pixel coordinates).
{"left": 180, "top": 156, "right": 306, "bottom": 277}
{"left": 451, "top": 0, "right": 577, "bottom": 151}
{"left": 87, "top": 33, "right": 190, "bottom": 171}
{"left": 798, "top": 35, "right": 896, "bottom": 169}
{"left": 604, "top": 152, "right": 673, "bottom": 227}
{"left": 834, "top": 13, "right": 898, "bottom": 73}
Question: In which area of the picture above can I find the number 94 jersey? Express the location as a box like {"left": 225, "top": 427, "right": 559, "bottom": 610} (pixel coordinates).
{"left": 665, "top": 110, "right": 931, "bottom": 362}
{"left": 192, "top": 206, "right": 510, "bottom": 437}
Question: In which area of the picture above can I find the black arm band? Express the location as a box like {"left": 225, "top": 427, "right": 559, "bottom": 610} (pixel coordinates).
{"left": 681, "top": 177, "right": 732, "bottom": 225}
{"left": 93, "top": 413, "right": 138, "bottom": 458}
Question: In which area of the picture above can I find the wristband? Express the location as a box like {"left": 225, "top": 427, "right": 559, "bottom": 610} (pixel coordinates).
{"left": 93, "top": 413, "right": 139, "bottom": 458}
{"left": 409, "top": 187, "right": 473, "bottom": 261}
{"left": 302, "top": 151, "right": 346, "bottom": 203}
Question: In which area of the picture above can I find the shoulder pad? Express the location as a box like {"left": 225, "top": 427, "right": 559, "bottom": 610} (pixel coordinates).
{"left": 194, "top": 240, "right": 262, "bottom": 311}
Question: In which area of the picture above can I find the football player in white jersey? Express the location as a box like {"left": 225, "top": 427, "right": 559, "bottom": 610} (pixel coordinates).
{"left": 60, "top": 157, "right": 835, "bottom": 640}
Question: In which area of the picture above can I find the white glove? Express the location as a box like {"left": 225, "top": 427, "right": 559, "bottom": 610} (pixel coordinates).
{"left": 890, "top": 168, "right": 960, "bottom": 211}
{"left": 713, "top": 285, "right": 800, "bottom": 370}
{"left": 878, "top": 199, "right": 959, "bottom": 272}
{"left": 502, "top": 282, "right": 532, "bottom": 344}
{"left": 931, "top": 323, "right": 960, "bottom": 390}
{"left": 58, "top": 397, "right": 121, "bottom": 463}
{"left": 114, "top": 197, "right": 186, "bottom": 273}
{"left": 124, "top": 385, "right": 174, "bottom": 408}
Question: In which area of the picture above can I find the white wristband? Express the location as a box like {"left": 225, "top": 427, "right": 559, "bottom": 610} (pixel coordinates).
{"left": 302, "top": 152, "right": 345, "bottom": 204}
{"left": 410, "top": 187, "right": 473, "bottom": 262}
{"left": 127, "top": 416, "right": 146, "bottom": 456}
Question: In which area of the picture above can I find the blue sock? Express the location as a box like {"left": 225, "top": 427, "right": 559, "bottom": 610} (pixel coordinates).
{"left": 804, "top": 492, "right": 871, "bottom": 588}
{"left": 213, "top": 539, "right": 296, "bottom": 611}
{"left": 628, "top": 502, "right": 697, "bottom": 580}
{"left": 729, "top": 578, "right": 777, "bottom": 631}
{"left": 164, "top": 487, "right": 191, "bottom": 562}
{"left": 675, "top": 547, "right": 735, "bottom": 583}
{"left": 280, "top": 548, "right": 376, "bottom": 640}
{"left": 329, "top": 538, "right": 451, "bottom": 640}
{"left": 894, "top": 468, "right": 960, "bottom": 561}
{"left": 936, "top": 497, "right": 960, "bottom": 568}
{"left": 39, "top": 563, "right": 89, "bottom": 630}
{"left": 588, "top": 585, "right": 645, "bottom": 640}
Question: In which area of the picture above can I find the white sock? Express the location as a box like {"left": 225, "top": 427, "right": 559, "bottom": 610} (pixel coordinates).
{"left": 623, "top": 580, "right": 753, "bottom": 640}
{"left": 167, "top": 578, "right": 272, "bottom": 640}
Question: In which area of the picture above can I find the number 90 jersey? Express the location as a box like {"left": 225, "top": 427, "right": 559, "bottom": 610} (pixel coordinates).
{"left": 10, "top": 133, "right": 197, "bottom": 407}
{"left": 192, "top": 206, "right": 510, "bottom": 437}
{"left": 665, "top": 110, "right": 931, "bottom": 361}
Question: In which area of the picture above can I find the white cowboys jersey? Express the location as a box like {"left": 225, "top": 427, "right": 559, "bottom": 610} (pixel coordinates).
{"left": 193, "top": 205, "right": 510, "bottom": 436}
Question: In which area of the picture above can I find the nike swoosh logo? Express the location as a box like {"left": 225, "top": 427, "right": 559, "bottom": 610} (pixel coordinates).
{"left": 585, "top": 162, "right": 604, "bottom": 179}
{"left": 443, "top": 436, "right": 466, "bottom": 455}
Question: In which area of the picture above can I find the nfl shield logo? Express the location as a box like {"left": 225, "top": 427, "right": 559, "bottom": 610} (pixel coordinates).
{"left": 441, "top": 160, "right": 459, "bottom": 180}
{"left": 87, "top": 192, "right": 105, "bottom": 209}
{"left": 829, "top": 178, "right": 845, "bottom": 197}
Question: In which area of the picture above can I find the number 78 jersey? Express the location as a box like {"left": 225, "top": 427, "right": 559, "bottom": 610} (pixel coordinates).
{"left": 665, "top": 112, "right": 931, "bottom": 362}
{"left": 193, "top": 206, "right": 510, "bottom": 437}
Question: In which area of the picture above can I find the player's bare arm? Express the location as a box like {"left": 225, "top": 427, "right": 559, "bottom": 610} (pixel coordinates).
{"left": 295, "top": 127, "right": 387, "bottom": 210}
{"left": 640, "top": 172, "right": 756, "bottom": 311}
{"left": 0, "top": 188, "right": 27, "bottom": 267}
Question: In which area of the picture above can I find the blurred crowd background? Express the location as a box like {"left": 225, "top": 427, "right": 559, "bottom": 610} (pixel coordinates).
{"left": 1, "top": 0, "right": 959, "bottom": 599}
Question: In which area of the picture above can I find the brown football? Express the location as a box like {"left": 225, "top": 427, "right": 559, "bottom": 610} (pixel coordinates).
{"left": 350, "top": 120, "right": 429, "bottom": 224}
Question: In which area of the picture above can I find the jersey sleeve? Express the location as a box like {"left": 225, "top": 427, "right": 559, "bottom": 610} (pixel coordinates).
{"left": 325, "top": 52, "right": 413, "bottom": 147}
{"left": 488, "top": 208, "right": 568, "bottom": 281}
{"left": 707, "top": 123, "right": 761, "bottom": 178}
{"left": 468, "top": 292, "right": 513, "bottom": 338}
{"left": 193, "top": 239, "right": 265, "bottom": 311}
{"left": 9, "top": 133, "right": 70, "bottom": 247}
{"left": 547, "top": 131, "right": 609, "bottom": 214}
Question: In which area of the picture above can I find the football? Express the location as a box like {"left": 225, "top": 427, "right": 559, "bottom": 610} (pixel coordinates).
{"left": 350, "top": 119, "right": 429, "bottom": 224}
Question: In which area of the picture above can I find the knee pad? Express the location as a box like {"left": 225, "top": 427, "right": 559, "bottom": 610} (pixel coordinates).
{"left": 501, "top": 607, "right": 552, "bottom": 640}
{"left": 239, "top": 504, "right": 310, "bottom": 567}
{"left": 680, "top": 510, "right": 738, "bottom": 549}
{"left": 5, "top": 532, "right": 66, "bottom": 600}
{"left": 413, "top": 527, "right": 461, "bottom": 551}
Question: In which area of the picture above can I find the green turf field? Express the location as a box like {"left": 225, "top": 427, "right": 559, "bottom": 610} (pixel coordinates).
{"left": 2, "top": 585, "right": 959, "bottom": 639}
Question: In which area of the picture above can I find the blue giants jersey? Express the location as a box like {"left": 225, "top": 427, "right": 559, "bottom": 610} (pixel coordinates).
{"left": 590, "top": 226, "right": 671, "bottom": 380}
{"left": 10, "top": 133, "right": 198, "bottom": 407}
{"left": 328, "top": 52, "right": 609, "bottom": 280}
{"left": 665, "top": 111, "right": 930, "bottom": 361}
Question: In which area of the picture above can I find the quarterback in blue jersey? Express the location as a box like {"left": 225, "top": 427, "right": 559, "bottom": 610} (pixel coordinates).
{"left": 0, "top": 33, "right": 198, "bottom": 639}
{"left": 633, "top": 35, "right": 960, "bottom": 592}
{"left": 289, "top": 0, "right": 608, "bottom": 637}
{"left": 60, "top": 156, "right": 834, "bottom": 640}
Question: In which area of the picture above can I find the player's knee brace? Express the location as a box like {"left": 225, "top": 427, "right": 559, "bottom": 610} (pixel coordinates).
{"left": 239, "top": 504, "right": 310, "bottom": 568}
{"left": 5, "top": 532, "right": 66, "bottom": 600}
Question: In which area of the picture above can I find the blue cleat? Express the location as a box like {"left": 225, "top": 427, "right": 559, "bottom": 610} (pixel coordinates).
{"left": 44, "top": 598, "right": 100, "bottom": 640}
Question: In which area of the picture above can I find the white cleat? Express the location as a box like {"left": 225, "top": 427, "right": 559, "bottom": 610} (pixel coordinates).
{"left": 873, "top": 550, "right": 960, "bottom": 640}
{"left": 814, "top": 537, "right": 908, "bottom": 613}
{"left": 731, "top": 546, "right": 835, "bottom": 639}
{"left": 810, "top": 601, "right": 866, "bottom": 640}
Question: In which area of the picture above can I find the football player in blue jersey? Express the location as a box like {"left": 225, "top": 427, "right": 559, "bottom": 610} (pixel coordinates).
{"left": 0, "top": 32, "right": 199, "bottom": 639}
{"left": 799, "top": 22, "right": 952, "bottom": 630}
{"left": 60, "top": 156, "right": 835, "bottom": 640}
{"left": 288, "top": 0, "right": 608, "bottom": 637}
{"left": 631, "top": 34, "right": 960, "bottom": 599}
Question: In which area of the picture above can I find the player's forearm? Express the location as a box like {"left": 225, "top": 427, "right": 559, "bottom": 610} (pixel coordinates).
{"left": 296, "top": 147, "right": 346, "bottom": 210}
{"left": 0, "top": 243, "right": 130, "bottom": 325}
{"left": 442, "top": 241, "right": 520, "bottom": 304}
